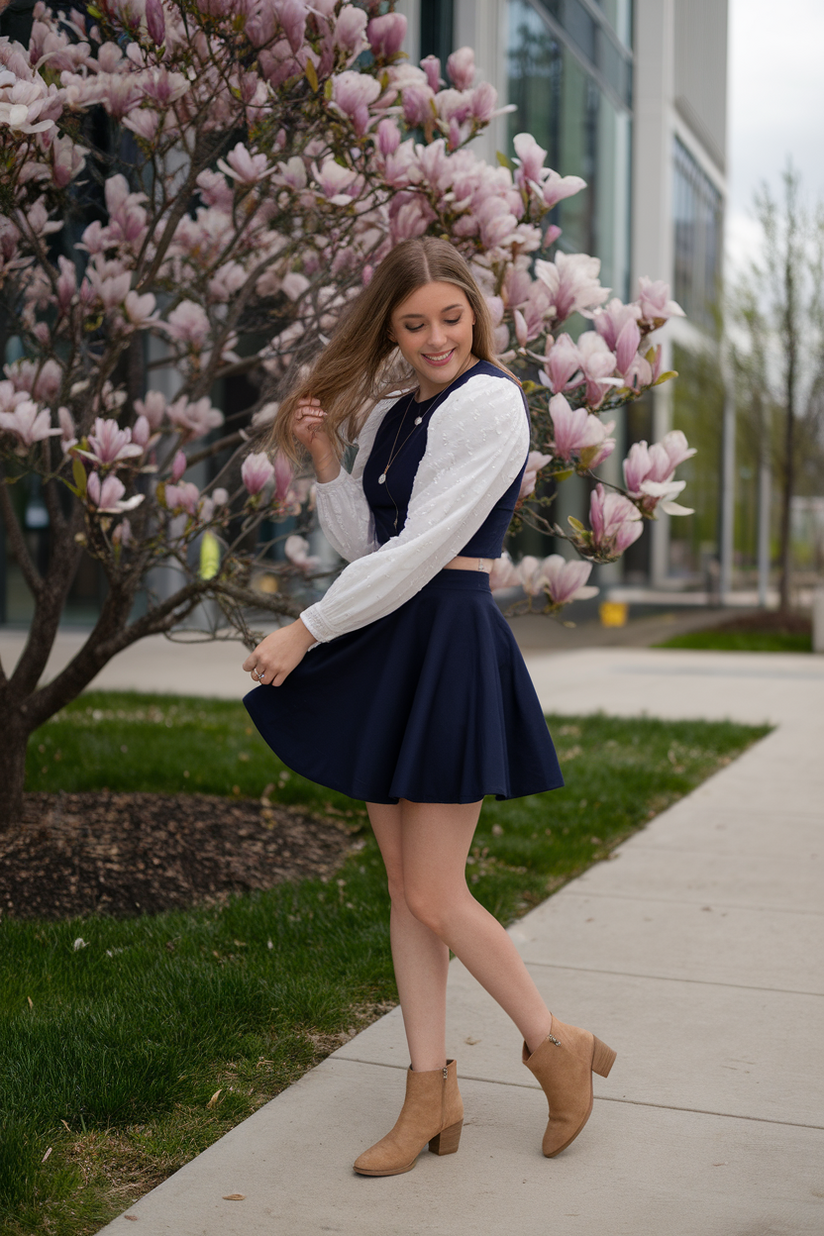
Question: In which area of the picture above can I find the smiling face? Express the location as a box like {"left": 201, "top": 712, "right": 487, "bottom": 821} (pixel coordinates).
{"left": 389, "top": 281, "right": 477, "bottom": 400}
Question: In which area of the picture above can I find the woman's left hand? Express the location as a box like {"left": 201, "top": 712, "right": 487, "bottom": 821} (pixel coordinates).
{"left": 242, "top": 620, "right": 317, "bottom": 687}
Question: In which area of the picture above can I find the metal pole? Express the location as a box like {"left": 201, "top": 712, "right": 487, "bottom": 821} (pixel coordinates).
{"left": 757, "top": 453, "right": 771, "bottom": 607}
{"left": 719, "top": 347, "right": 736, "bottom": 602}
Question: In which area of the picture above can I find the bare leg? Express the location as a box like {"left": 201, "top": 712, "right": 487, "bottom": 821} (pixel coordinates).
{"left": 369, "top": 799, "right": 553, "bottom": 1061}
{"left": 367, "top": 802, "right": 450, "bottom": 1072}
{"left": 398, "top": 799, "right": 553, "bottom": 1055}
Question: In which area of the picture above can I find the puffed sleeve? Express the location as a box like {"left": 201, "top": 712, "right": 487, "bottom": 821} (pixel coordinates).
{"left": 300, "top": 372, "right": 528, "bottom": 643}
{"left": 313, "top": 397, "right": 395, "bottom": 562}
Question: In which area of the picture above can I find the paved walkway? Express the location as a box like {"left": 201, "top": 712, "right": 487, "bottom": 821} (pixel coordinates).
{"left": 5, "top": 632, "right": 822, "bottom": 1234}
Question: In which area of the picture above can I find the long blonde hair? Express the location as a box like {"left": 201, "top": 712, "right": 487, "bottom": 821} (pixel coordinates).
{"left": 270, "top": 237, "right": 514, "bottom": 462}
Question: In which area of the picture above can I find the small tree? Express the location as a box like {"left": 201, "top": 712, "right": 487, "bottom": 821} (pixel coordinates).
{"left": 0, "top": 0, "right": 691, "bottom": 829}
{"left": 730, "top": 168, "right": 824, "bottom": 610}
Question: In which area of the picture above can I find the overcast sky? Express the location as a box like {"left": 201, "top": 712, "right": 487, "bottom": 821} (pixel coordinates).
{"left": 727, "top": 0, "right": 824, "bottom": 270}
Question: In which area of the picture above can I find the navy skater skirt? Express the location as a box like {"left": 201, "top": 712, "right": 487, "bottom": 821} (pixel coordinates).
{"left": 243, "top": 569, "right": 564, "bottom": 805}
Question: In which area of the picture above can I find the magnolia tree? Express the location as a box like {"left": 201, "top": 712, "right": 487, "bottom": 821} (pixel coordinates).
{"left": 0, "top": 0, "right": 693, "bottom": 827}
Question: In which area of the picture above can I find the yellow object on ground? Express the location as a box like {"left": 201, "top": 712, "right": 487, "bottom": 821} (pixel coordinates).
{"left": 600, "top": 601, "right": 628, "bottom": 628}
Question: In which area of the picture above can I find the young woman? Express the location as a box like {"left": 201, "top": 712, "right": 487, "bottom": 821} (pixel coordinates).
{"left": 242, "top": 237, "right": 615, "bottom": 1175}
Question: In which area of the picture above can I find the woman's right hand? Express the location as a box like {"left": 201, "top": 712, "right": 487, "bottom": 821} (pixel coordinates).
{"left": 292, "top": 398, "right": 340, "bottom": 483}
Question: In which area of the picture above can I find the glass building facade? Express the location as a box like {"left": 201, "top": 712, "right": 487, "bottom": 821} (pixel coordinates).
{"left": 506, "top": 0, "right": 633, "bottom": 298}
{"left": 672, "top": 137, "right": 723, "bottom": 332}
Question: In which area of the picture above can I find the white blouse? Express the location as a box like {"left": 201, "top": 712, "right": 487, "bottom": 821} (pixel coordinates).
{"left": 299, "top": 370, "right": 529, "bottom": 644}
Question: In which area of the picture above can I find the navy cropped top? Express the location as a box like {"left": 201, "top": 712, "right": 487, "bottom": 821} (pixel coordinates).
{"left": 361, "top": 361, "right": 528, "bottom": 559}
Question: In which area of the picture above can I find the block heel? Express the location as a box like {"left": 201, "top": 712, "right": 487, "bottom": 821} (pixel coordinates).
{"left": 591, "top": 1036, "right": 617, "bottom": 1078}
{"left": 429, "top": 1118, "right": 463, "bottom": 1156}
{"left": 353, "top": 1060, "right": 464, "bottom": 1176}
{"left": 523, "top": 1016, "right": 617, "bottom": 1157}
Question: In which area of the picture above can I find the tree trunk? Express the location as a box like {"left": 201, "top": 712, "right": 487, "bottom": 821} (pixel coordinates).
{"left": 0, "top": 715, "right": 30, "bottom": 832}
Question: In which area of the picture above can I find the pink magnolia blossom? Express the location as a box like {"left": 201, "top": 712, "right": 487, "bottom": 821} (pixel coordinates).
{"left": 623, "top": 432, "right": 695, "bottom": 515}
{"left": 375, "top": 116, "right": 401, "bottom": 157}
{"left": 273, "top": 453, "right": 296, "bottom": 505}
{"left": 7, "top": 357, "right": 63, "bottom": 402}
{"left": 312, "top": 157, "right": 359, "bottom": 203}
{"left": 167, "top": 397, "right": 224, "bottom": 441}
{"left": 402, "top": 83, "right": 434, "bottom": 128}
{"left": 196, "top": 168, "right": 237, "bottom": 210}
{"left": 104, "top": 175, "right": 148, "bottom": 250}
{"left": 0, "top": 375, "right": 30, "bottom": 415}
{"left": 541, "top": 168, "right": 587, "bottom": 210}
{"left": 0, "top": 400, "right": 61, "bottom": 449}
{"left": 660, "top": 429, "right": 697, "bottom": 473}
{"left": 593, "top": 297, "right": 642, "bottom": 351}
{"left": 50, "top": 134, "right": 88, "bottom": 189}
{"left": 576, "top": 331, "right": 619, "bottom": 407}
{"left": 589, "top": 484, "right": 643, "bottom": 556}
{"left": 242, "top": 452, "right": 275, "bottom": 495}
{"left": 123, "top": 290, "right": 157, "bottom": 327}
{"left": 112, "top": 518, "right": 132, "bottom": 548}
{"left": 58, "top": 406, "right": 76, "bottom": 453}
{"left": 534, "top": 252, "right": 610, "bottom": 322}
{"left": 217, "top": 143, "right": 276, "bottom": 185}
{"left": 541, "top": 333, "right": 582, "bottom": 393}
{"left": 170, "top": 449, "right": 187, "bottom": 483}
{"left": 514, "top": 555, "right": 545, "bottom": 597}
{"left": 636, "top": 277, "right": 685, "bottom": 326}
{"left": 164, "top": 480, "right": 200, "bottom": 516}
{"left": 83, "top": 417, "right": 144, "bottom": 466}
{"left": 614, "top": 319, "right": 642, "bottom": 377}
{"left": 518, "top": 450, "right": 553, "bottom": 501}
{"left": 166, "top": 301, "right": 211, "bottom": 348}
{"left": 87, "top": 472, "right": 145, "bottom": 514}
{"left": 421, "top": 55, "right": 442, "bottom": 92}
{"left": 134, "top": 391, "right": 167, "bottom": 430}
{"left": 0, "top": 78, "right": 55, "bottom": 135}
{"left": 447, "top": 46, "right": 476, "bottom": 91}
{"left": 334, "top": 6, "right": 369, "bottom": 56}
{"left": 541, "top": 555, "right": 599, "bottom": 606}
{"left": 637, "top": 477, "right": 694, "bottom": 516}
{"left": 276, "top": 0, "right": 309, "bottom": 54}
{"left": 367, "top": 13, "right": 407, "bottom": 59}
{"left": 284, "top": 534, "right": 320, "bottom": 571}
{"left": 56, "top": 255, "right": 77, "bottom": 312}
{"left": 469, "top": 81, "right": 502, "bottom": 125}
{"left": 330, "top": 71, "right": 382, "bottom": 136}
{"left": 87, "top": 266, "right": 131, "bottom": 313}
{"left": 20, "top": 196, "right": 62, "bottom": 239}
{"left": 489, "top": 551, "right": 521, "bottom": 592}
{"left": 131, "top": 415, "right": 152, "bottom": 450}
{"left": 549, "top": 394, "right": 615, "bottom": 466}
{"left": 390, "top": 194, "right": 437, "bottom": 243}
{"left": 145, "top": 0, "right": 165, "bottom": 45}
{"left": 512, "top": 132, "right": 547, "bottom": 186}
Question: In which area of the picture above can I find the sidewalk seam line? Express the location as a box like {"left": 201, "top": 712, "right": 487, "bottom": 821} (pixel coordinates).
{"left": 330, "top": 1060, "right": 824, "bottom": 1131}
{"left": 546, "top": 891, "right": 824, "bottom": 918}
{"left": 518, "top": 961, "right": 824, "bottom": 996}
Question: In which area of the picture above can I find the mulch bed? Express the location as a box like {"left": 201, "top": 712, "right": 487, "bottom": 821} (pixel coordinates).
{"left": 0, "top": 793, "right": 358, "bottom": 921}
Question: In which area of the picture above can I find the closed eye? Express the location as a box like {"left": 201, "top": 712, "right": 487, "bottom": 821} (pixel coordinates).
{"left": 405, "top": 319, "right": 461, "bottom": 332}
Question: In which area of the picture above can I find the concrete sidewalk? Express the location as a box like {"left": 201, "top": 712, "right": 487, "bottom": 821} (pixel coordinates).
{"left": 29, "top": 643, "right": 821, "bottom": 1234}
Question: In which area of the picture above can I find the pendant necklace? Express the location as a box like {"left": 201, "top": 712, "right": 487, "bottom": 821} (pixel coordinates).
{"left": 377, "top": 392, "right": 423, "bottom": 486}
{"left": 379, "top": 385, "right": 450, "bottom": 533}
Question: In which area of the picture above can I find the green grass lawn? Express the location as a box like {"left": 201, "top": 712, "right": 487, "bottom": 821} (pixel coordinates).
{"left": 2, "top": 692, "right": 770, "bottom": 1235}
{"left": 655, "top": 628, "right": 812, "bottom": 652}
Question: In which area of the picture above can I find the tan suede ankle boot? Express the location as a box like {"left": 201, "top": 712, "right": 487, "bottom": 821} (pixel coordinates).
{"left": 353, "top": 1059, "right": 464, "bottom": 1177}
{"left": 522, "top": 1016, "right": 616, "bottom": 1157}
